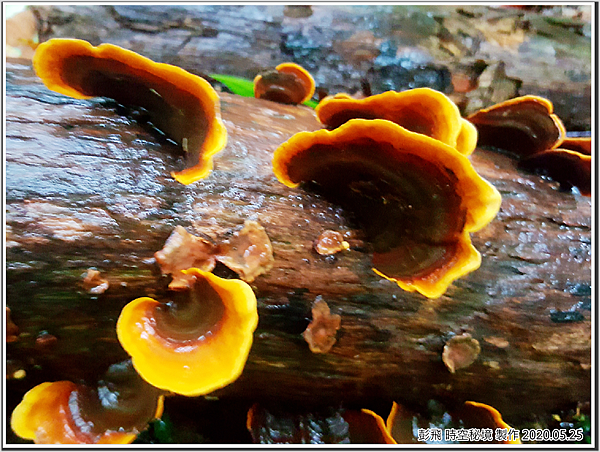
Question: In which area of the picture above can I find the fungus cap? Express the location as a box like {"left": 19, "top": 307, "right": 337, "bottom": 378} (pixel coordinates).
{"left": 253, "top": 62, "right": 315, "bottom": 105}
{"left": 560, "top": 136, "right": 591, "bottom": 155}
{"left": 463, "top": 401, "right": 521, "bottom": 444}
{"left": 315, "top": 88, "right": 475, "bottom": 155}
{"left": 11, "top": 378, "right": 163, "bottom": 444}
{"left": 33, "top": 38, "right": 227, "bottom": 185}
{"left": 342, "top": 409, "right": 396, "bottom": 444}
{"left": 273, "top": 119, "right": 501, "bottom": 298}
{"left": 519, "top": 148, "right": 591, "bottom": 196}
{"left": 467, "top": 95, "right": 566, "bottom": 158}
{"left": 116, "top": 268, "right": 258, "bottom": 396}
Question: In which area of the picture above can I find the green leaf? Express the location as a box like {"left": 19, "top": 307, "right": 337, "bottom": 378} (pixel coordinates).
{"left": 210, "top": 74, "right": 255, "bottom": 98}
{"left": 210, "top": 73, "right": 318, "bottom": 109}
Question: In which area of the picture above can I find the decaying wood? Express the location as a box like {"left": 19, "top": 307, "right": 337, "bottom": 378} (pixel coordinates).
{"left": 27, "top": 4, "right": 592, "bottom": 130}
{"left": 5, "top": 60, "right": 591, "bottom": 432}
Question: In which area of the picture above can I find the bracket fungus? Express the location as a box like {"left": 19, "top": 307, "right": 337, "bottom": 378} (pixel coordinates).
{"left": 460, "top": 401, "right": 522, "bottom": 444}
{"left": 6, "top": 307, "right": 19, "bottom": 343}
{"left": 519, "top": 148, "right": 592, "bottom": 196}
{"left": 247, "top": 404, "right": 395, "bottom": 444}
{"left": 116, "top": 268, "right": 258, "bottom": 396}
{"left": 272, "top": 119, "right": 501, "bottom": 299}
{"left": 466, "top": 95, "right": 566, "bottom": 158}
{"left": 315, "top": 88, "right": 478, "bottom": 155}
{"left": 10, "top": 361, "right": 164, "bottom": 444}
{"left": 33, "top": 38, "right": 227, "bottom": 185}
{"left": 342, "top": 409, "right": 396, "bottom": 444}
{"left": 384, "top": 401, "right": 521, "bottom": 444}
{"left": 560, "top": 136, "right": 592, "bottom": 155}
{"left": 253, "top": 62, "right": 315, "bottom": 105}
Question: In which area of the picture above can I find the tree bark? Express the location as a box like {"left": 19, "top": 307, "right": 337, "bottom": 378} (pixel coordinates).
{"left": 6, "top": 59, "right": 591, "bottom": 432}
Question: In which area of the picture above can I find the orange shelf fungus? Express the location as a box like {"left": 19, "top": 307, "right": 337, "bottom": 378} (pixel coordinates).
{"left": 116, "top": 268, "right": 258, "bottom": 396}
{"left": 273, "top": 119, "right": 501, "bottom": 298}
{"left": 386, "top": 402, "right": 421, "bottom": 444}
{"left": 461, "top": 401, "right": 522, "bottom": 444}
{"left": 384, "top": 400, "right": 521, "bottom": 444}
{"left": 560, "top": 136, "right": 592, "bottom": 155}
{"left": 254, "top": 62, "right": 315, "bottom": 105}
{"left": 342, "top": 409, "right": 396, "bottom": 444}
{"left": 10, "top": 361, "right": 164, "bottom": 444}
{"left": 6, "top": 307, "right": 19, "bottom": 343}
{"left": 33, "top": 38, "right": 227, "bottom": 185}
{"left": 467, "top": 95, "right": 566, "bottom": 158}
{"left": 519, "top": 148, "right": 592, "bottom": 196}
{"left": 247, "top": 404, "right": 394, "bottom": 444}
{"left": 315, "top": 88, "right": 476, "bottom": 155}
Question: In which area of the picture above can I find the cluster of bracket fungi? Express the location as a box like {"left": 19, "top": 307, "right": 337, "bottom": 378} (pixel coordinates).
{"left": 10, "top": 37, "right": 589, "bottom": 444}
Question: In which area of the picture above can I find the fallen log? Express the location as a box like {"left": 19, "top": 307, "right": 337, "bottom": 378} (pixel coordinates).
{"left": 5, "top": 59, "right": 591, "bottom": 440}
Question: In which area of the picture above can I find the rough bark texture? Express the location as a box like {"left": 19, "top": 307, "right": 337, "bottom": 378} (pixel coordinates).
{"left": 5, "top": 4, "right": 591, "bottom": 444}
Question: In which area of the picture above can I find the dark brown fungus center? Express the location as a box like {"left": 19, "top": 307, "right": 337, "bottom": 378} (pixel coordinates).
{"left": 69, "top": 360, "right": 162, "bottom": 435}
{"left": 255, "top": 70, "right": 307, "bottom": 105}
{"left": 519, "top": 149, "right": 591, "bottom": 196}
{"left": 467, "top": 97, "right": 564, "bottom": 158}
{"left": 326, "top": 107, "right": 434, "bottom": 137}
{"left": 61, "top": 56, "right": 210, "bottom": 168}
{"left": 153, "top": 277, "right": 226, "bottom": 343}
{"left": 287, "top": 138, "right": 466, "bottom": 278}
{"left": 325, "top": 109, "right": 380, "bottom": 130}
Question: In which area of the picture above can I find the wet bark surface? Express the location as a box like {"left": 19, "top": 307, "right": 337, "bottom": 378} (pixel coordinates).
{"left": 5, "top": 4, "right": 592, "bottom": 444}
{"left": 30, "top": 4, "right": 592, "bottom": 130}
{"left": 5, "top": 59, "right": 591, "bottom": 443}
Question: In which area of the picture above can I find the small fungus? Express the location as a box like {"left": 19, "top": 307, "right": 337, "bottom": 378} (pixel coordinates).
{"left": 247, "top": 404, "right": 367, "bottom": 444}
{"left": 385, "top": 402, "right": 420, "bottom": 444}
{"left": 442, "top": 333, "right": 481, "bottom": 373}
{"left": 560, "top": 136, "right": 591, "bottom": 155}
{"left": 519, "top": 148, "right": 591, "bottom": 196}
{"left": 302, "top": 297, "right": 341, "bottom": 354}
{"left": 460, "top": 401, "right": 522, "bottom": 444}
{"left": 384, "top": 400, "right": 520, "bottom": 444}
{"left": 35, "top": 331, "right": 58, "bottom": 348}
{"left": 342, "top": 409, "right": 396, "bottom": 444}
{"left": 116, "top": 268, "right": 258, "bottom": 396}
{"left": 154, "top": 226, "right": 218, "bottom": 290}
{"left": 10, "top": 360, "right": 164, "bottom": 444}
{"left": 313, "top": 230, "right": 350, "bottom": 255}
{"left": 483, "top": 336, "right": 509, "bottom": 348}
{"left": 33, "top": 38, "right": 227, "bottom": 185}
{"left": 315, "top": 88, "right": 476, "bottom": 155}
{"left": 467, "top": 95, "right": 566, "bottom": 158}
{"left": 253, "top": 62, "right": 315, "bottom": 105}
{"left": 273, "top": 119, "right": 501, "bottom": 299}
{"left": 6, "top": 307, "right": 19, "bottom": 343}
{"left": 82, "top": 268, "right": 109, "bottom": 294}
{"left": 215, "top": 220, "right": 274, "bottom": 282}
{"left": 155, "top": 221, "right": 273, "bottom": 288}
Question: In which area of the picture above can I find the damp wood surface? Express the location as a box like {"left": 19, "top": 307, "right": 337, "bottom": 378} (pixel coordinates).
{"left": 5, "top": 60, "right": 591, "bottom": 431}
{"left": 26, "top": 4, "right": 592, "bottom": 130}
